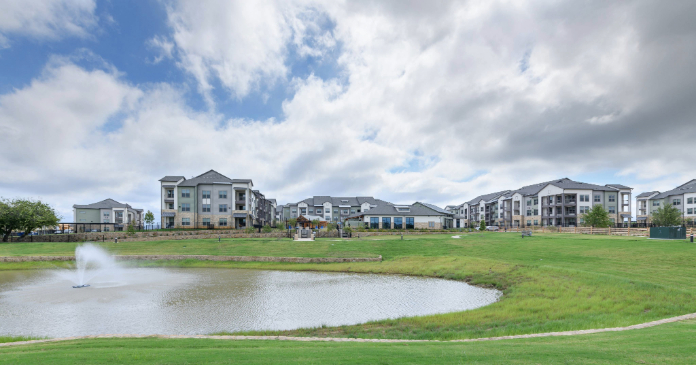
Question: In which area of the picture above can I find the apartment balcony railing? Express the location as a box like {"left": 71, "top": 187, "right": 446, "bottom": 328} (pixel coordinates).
{"left": 564, "top": 201, "right": 576, "bottom": 206}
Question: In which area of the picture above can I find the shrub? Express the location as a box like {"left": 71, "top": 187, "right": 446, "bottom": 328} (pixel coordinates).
{"left": 261, "top": 225, "right": 272, "bottom": 233}
{"left": 244, "top": 227, "right": 255, "bottom": 234}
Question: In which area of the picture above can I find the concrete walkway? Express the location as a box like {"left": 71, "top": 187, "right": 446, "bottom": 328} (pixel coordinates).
{"left": 2, "top": 312, "right": 696, "bottom": 348}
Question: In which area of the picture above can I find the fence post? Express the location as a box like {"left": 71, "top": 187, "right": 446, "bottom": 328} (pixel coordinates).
{"left": 609, "top": 226, "right": 612, "bottom": 235}
{"left": 591, "top": 226, "right": 593, "bottom": 235}
{"left": 574, "top": 226, "right": 577, "bottom": 234}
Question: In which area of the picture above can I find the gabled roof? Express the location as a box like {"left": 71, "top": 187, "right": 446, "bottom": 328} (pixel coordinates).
{"left": 466, "top": 190, "right": 510, "bottom": 205}
{"left": 652, "top": 179, "right": 696, "bottom": 199}
{"left": 177, "top": 170, "right": 253, "bottom": 187}
{"left": 293, "top": 196, "right": 390, "bottom": 207}
{"left": 159, "top": 176, "right": 185, "bottom": 182}
{"left": 636, "top": 191, "right": 659, "bottom": 198}
{"left": 352, "top": 203, "right": 445, "bottom": 217}
{"left": 73, "top": 198, "right": 132, "bottom": 210}
{"left": 414, "top": 202, "right": 450, "bottom": 214}
{"left": 544, "top": 178, "right": 621, "bottom": 192}
{"left": 606, "top": 184, "right": 632, "bottom": 190}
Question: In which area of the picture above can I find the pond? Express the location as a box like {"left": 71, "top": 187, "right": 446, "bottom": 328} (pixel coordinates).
{"left": 0, "top": 268, "right": 500, "bottom": 337}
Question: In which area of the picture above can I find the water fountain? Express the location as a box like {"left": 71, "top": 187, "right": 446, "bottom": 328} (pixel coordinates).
{"left": 63, "top": 243, "right": 121, "bottom": 288}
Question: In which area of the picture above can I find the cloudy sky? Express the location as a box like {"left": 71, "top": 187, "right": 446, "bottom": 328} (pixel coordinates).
{"left": 1, "top": 0, "right": 695, "bottom": 222}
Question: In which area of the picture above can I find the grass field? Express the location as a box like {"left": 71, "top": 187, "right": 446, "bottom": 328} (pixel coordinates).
{"left": 0, "top": 232, "right": 695, "bottom": 362}
{"left": 2, "top": 320, "right": 696, "bottom": 364}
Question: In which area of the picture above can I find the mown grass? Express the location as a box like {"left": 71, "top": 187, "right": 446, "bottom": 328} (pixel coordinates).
{"left": 1, "top": 233, "right": 695, "bottom": 341}
{"left": 2, "top": 321, "right": 696, "bottom": 364}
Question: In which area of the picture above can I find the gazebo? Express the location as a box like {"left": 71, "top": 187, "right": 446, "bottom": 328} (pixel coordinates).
{"left": 296, "top": 215, "right": 327, "bottom": 229}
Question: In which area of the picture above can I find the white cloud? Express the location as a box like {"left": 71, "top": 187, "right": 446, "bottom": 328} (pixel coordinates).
{"left": 3, "top": 0, "right": 696, "bottom": 221}
{"left": 0, "top": 0, "right": 97, "bottom": 47}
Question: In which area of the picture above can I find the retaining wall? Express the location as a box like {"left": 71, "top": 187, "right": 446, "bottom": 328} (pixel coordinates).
{"left": 0, "top": 255, "right": 382, "bottom": 264}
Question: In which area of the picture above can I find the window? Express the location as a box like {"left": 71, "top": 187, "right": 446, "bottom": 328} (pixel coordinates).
{"left": 687, "top": 208, "right": 694, "bottom": 215}
{"left": 325, "top": 215, "right": 331, "bottom": 220}
{"left": 167, "top": 203, "right": 174, "bottom": 209}
{"left": 79, "top": 218, "right": 86, "bottom": 222}
{"left": 334, "top": 209, "right": 338, "bottom": 214}
{"left": 351, "top": 209, "right": 356, "bottom": 214}
{"left": 182, "top": 218, "right": 190, "bottom": 226}
{"left": 181, "top": 203, "right": 190, "bottom": 212}
{"left": 534, "top": 220, "right": 539, "bottom": 226}
{"left": 103, "top": 213, "right": 110, "bottom": 217}
{"left": 394, "top": 217, "right": 403, "bottom": 229}
{"left": 181, "top": 189, "right": 190, "bottom": 198}
{"left": 527, "top": 199, "right": 532, "bottom": 206}
{"left": 202, "top": 218, "right": 210, "bottom": 226}
{"left": 534, "top": 209, "right": 539, "bottom": 215}
{"left": 652, "top": 201, "right": 660, "bottom": 206}
{"left": 673, "top": 199, "right": 681, "bottom": 206}
{"left": 526, "top": 221, "right": 531, "bottom": 226}
{"left": 309, "top": 208, "right": 314, "bottom": 214}
{"left": 608, "top": 206, "right": 616, "bottom": 213}
{"left": 610, "top": 218, "right": 615, "bottom": 223}
{"left": 533, "top": 198, "right": 538, "bottom": 205}
{"left": 219, "top": 204, "right": 228, "bottom": 212}
{"left": 406, "top": 217, "right": 414, "bottom": 229}
{"left": 689, "top": 198, "right": 694, "bottom": 204}
{"left": 370, "top": 217, "right": 379, "bottom": 229}
{"left": 428, "top": 221, "right": 435, "bottom": 228}
{"left": 219, "top": 191, "right": 227, "bottom": 199}
{"left": 579, "top": 218, "right": 584, "bottom": 224}
{"left": 166, "top": 190, "right": 174, "bottom": 198}
{"left": 342, "top": 209, "right": 349, "bottom": 215}
{"left": 580, "top": 195, "right": 589, "bottom": 202}
{"left": 579, "top": 206, "right": 590, "bottom": 214}
{"left": 526, "top": 210, "right": 532, "bottom": 216}
{"left": 219, "top": 218, "right": 228, "bottom": 226}
{"left": 594, "top": 195, "right": 601, "bottom": 202}
{"left": 300, "top": 208, "right": 306, "bottom": 214}
{"left": 291, "top": 208, "right": 297, "bottom": 213}
{"left": 382, "top": 217, "right": 391, "bottom": 229}
{"left": 549, "top": 197, "right": 553, "bottom": 203}
{"left": 608, "top": 195, "right": 615, "bottom": 202}
{"left": 202, "top": 204, "right": 211, "bottom": 212}
{"left": 104, "top": 227, "right": 110, "bottom": 232}
{"left": 202, "top": 190, "right": 211, "bottom": 199}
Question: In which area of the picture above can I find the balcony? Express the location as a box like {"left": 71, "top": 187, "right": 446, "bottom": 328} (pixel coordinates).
{"left": 235, "top": 199, "right": 246, "bottom": 206}
{"left": 564, "top": 200, "right": 576, "bottom": 206}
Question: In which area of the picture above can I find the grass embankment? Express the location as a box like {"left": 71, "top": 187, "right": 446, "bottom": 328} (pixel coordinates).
{"left": 2, "top": 321, "right": 696, "bottom": 364}
{"left": 1, "top": 233, "right": 696, "bottom": 341}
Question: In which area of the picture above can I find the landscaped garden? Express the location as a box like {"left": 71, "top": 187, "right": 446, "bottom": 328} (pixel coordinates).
{"left": 1, "top": 232, "right": 695, "bottom": 363}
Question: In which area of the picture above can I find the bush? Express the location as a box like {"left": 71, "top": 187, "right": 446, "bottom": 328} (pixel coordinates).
{"left": 244, "top": 227, "right": 255, "bottom": 234}
{"left": 261, "top": 225, "right": 272, "bottom": 233}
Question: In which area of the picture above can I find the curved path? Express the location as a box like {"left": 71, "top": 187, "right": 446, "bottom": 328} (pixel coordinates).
{"left": 2, "top": 312, "right": 695, "bottom": 348}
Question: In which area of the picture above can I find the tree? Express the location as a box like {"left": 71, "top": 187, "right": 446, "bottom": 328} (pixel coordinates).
{"left": 311, "top": 219, "right": 320, "bottom": 229}
{"left": 651, "top": 204, "right": 683, "bottom": 227}
{"left": 288, "top": 218, "right": 297, "bottom": 229}
{"left": 583, "top": 204, "right": 612, "bottom": 228}
{"left": 0, "top": 198, "right": 60, "bottom": 242}
{"left": 479, "top": 220, "right": 486, "bottom": 231}
{"left": 144, "top": 211, "right": 155, "bottom": 225}
{"left": 261, "top": 224, "right": 272, "bottom": 233}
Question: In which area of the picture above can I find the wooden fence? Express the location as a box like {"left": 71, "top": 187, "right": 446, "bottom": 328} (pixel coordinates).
{"left": 500, "top": 226, "right": 695, "bottom": 237}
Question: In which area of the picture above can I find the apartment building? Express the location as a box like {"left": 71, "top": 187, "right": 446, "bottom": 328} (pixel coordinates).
{"left": 635, "top": 180, "right": 696, "bottom": 223}
{"left": 159, "top": 170, "right": 274, "bottom": 229}
{"left": 453, "top": 178, "right": 632, "bottom": 228}
{"left": 72, "top": 198, "right": 143, "bottom": 231}
{"left": 283, "top": 196, "right": 391, "bottom": 223}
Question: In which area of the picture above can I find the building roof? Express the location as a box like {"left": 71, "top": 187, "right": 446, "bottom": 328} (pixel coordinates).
{"left": 545, "top": 178, "right": 624, "bottom": 192}
{"left": 652, "top": 179, "right": 696, "bottom": 199}
{"left": 176, "top": 170, "right": 253, "bottom": 187}
{"left": 415, "top": 202, "right": 450, "bottom": 214}
{"left": 293, "top": 196, "right": 391, "bottom": 207}
{"left": 269, "top": 199, "right": 277, "bottom": 204}
{"left": 159, "top": 176, "right": 186, "bottom": 182}
{"left": 636, "top": 191, "right": 659, "bottom": 198}
{"left": 73, "top": 198, "right": 133, "bottom": 210}
{"left": 605, "top": 184, "right": 632, "bottom": 190}
{"left": 465, "top": 190, "right": 510, "bottom": 205}
{"left": 356, "top": 203, "right": 445, "bottom": 217}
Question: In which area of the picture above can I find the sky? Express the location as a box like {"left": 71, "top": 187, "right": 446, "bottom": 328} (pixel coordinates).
{"left": 1, "top": 0, "right": 695, "bottom": 223}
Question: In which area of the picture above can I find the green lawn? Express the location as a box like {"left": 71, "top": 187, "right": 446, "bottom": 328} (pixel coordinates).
{"left": 1, "top": 233, "right": 695, "bottom": 343}
{"left": 2, "top": 320, "right": 696, "bottom": 364}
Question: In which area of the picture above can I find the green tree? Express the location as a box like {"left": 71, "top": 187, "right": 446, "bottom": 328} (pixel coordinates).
{"left": 288, "top": 218, "right": 297, "bottom": 229}
{"left": 261, "top": 224, "right": 272, "bottom": 233}
{"left": 311, "top": 219, "right": 320, "bottom": 229}
{"left": 651, "top": 204, "right": 683, "bottom": 227}
{"left": 127, "top": 223, "right": 136, "bottom": 235}
{"left": 583, "top": 204, "right": 612, "bottom": 228}
{"left": 479, "top": 220, "right": 486, "bottom": 231}
{"left": 327, "top": 222, "right": 338, "bottom": 231}
{"left": 0, "top": 198, "right": 60, "bottom": 242}
{"left": 144, "top": 211, "right": 155, "bottom": 225}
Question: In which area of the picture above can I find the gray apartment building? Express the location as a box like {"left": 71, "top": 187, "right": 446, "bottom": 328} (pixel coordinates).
{"left": 159, "top": 170, "right": 274, "bottom": 229}
{"left": 636, "top": 179, "right": 696, "bottom": 223}
{"left": 73, "top": 198, "right": 143, "bottom": 231}
{"left": 282, "top": 196, "right": 391, "bottom": 223}
{"left": 452, "top": 178, "right": 632, "bottom": 228}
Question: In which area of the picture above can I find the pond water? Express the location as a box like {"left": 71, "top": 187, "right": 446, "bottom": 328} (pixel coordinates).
{"left": 0, "top": 268, "right": 500, "bottom": 337}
